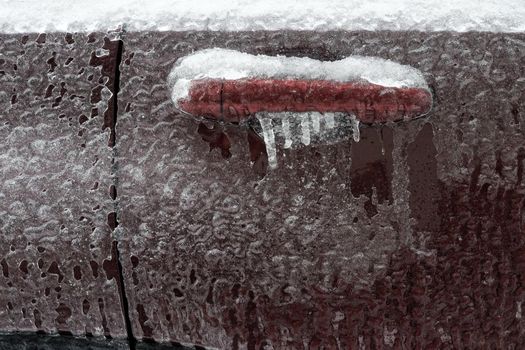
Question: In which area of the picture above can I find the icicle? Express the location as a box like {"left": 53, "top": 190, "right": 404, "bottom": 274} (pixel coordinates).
{"left": 281, "top": 112, "right": 293, "bottom": 149}
{"left": 324, "top": 112, "right": 336, "bottom": 129}
{"left": 311, "top": 112, "right": 321, "bottom": 135}
{"left": 301, "top": 116, "right": 311, "bottom": 146}
{"left": 256, "top": 113, "right": 278, "bottom": 169}
{"left": 350, "top": 113, "right": 360, "bottom": 142}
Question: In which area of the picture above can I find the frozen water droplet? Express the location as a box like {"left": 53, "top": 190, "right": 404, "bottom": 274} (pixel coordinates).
{"left": 256, "top": 113, "right": 278, "bottom": 169}
{"left": 95, "top": 48, "right": 109, "bottom": 57}
{"left": 380, "top": 128, "right": 385, "bottom": 155}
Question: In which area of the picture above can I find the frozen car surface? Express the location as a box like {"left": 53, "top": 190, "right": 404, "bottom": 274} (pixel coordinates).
{"left": 115, "top": 30, "right": 525, "bottom": 349}
{"left": 0, "top": 1, "right": 524, "bottom": 349}
{"left": 0, "top": 32, "right": 126, "bottom": 338}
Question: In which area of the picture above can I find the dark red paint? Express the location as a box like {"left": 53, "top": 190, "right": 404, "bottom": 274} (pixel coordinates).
{"left": 178, "top": 78, "right": 433, "bottom": 123}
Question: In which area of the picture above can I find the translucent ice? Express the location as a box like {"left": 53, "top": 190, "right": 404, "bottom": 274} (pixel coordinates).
{"left": 350, "top": 114, "right": 361, "bottom": 142}
{"left": 281, "top": 116, "right": 293, "bottom": 149}
{"left": 300, "top": 117, "right": 311, "bottom": 146}
{"left": 251, "top": 111, "right": 362, "bottom": 168}
{"left": 256, "top": 114, "right": 278, "bottom": 169}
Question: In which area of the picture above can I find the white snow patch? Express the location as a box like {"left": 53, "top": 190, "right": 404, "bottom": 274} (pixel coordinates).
{"left": 168, "top": 48, "right": 429, "bottom": 107}
{"left": 1, "top": 0, "right": 524, "bottom": 33}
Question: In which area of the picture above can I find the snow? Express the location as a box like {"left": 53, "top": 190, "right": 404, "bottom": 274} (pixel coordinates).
{"left": 1, "top": 0, "right": 524, "bottom": 33}
{"left": 168, "top": 48, "right": 429, "bottom": 108}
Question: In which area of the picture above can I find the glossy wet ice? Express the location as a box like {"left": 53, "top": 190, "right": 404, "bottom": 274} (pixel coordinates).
{"left": 1, "top": 25, "right": 524, "bottom": 350}
{"left": 114, "top": 30, "right": 525, "bottom": 348}
{"left": 253, "top": 112, "right": 361, "bottom": 169}
{"left": 0, "top": 33, "right": 125, "bottom": 337}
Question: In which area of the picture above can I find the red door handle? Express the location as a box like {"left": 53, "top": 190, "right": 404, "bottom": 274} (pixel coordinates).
{"left": 169, "top": 49, "right": 432, "bottom": 124}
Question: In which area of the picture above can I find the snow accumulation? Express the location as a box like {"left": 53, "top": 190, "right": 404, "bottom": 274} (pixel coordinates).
{"left": 1, "top": 0, "right": 524, "bottom": 33}
{"left": 168, "top": 48, "right": 429, "bottom": 108}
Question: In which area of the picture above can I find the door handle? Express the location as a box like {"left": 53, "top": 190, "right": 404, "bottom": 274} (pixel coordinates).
{"left": 169, "top": 48, "right": 433, "bottom": 169}
{"left": 169, "top": 48, "right": 432, "bottom": 124}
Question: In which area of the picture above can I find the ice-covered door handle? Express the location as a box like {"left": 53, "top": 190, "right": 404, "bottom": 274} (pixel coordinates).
{"left": 168, "top": 48, "right": 432, "bottom": 169}
{"left": 168, "top": 48, "right": 432, "bottom": 124}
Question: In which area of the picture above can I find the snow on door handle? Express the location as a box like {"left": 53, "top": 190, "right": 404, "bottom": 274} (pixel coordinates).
{"left": 168, "top": 48, "right": 433, "bottom": 169}
{"left": 168, "top": 48, "right": 433, "bottom": 124}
